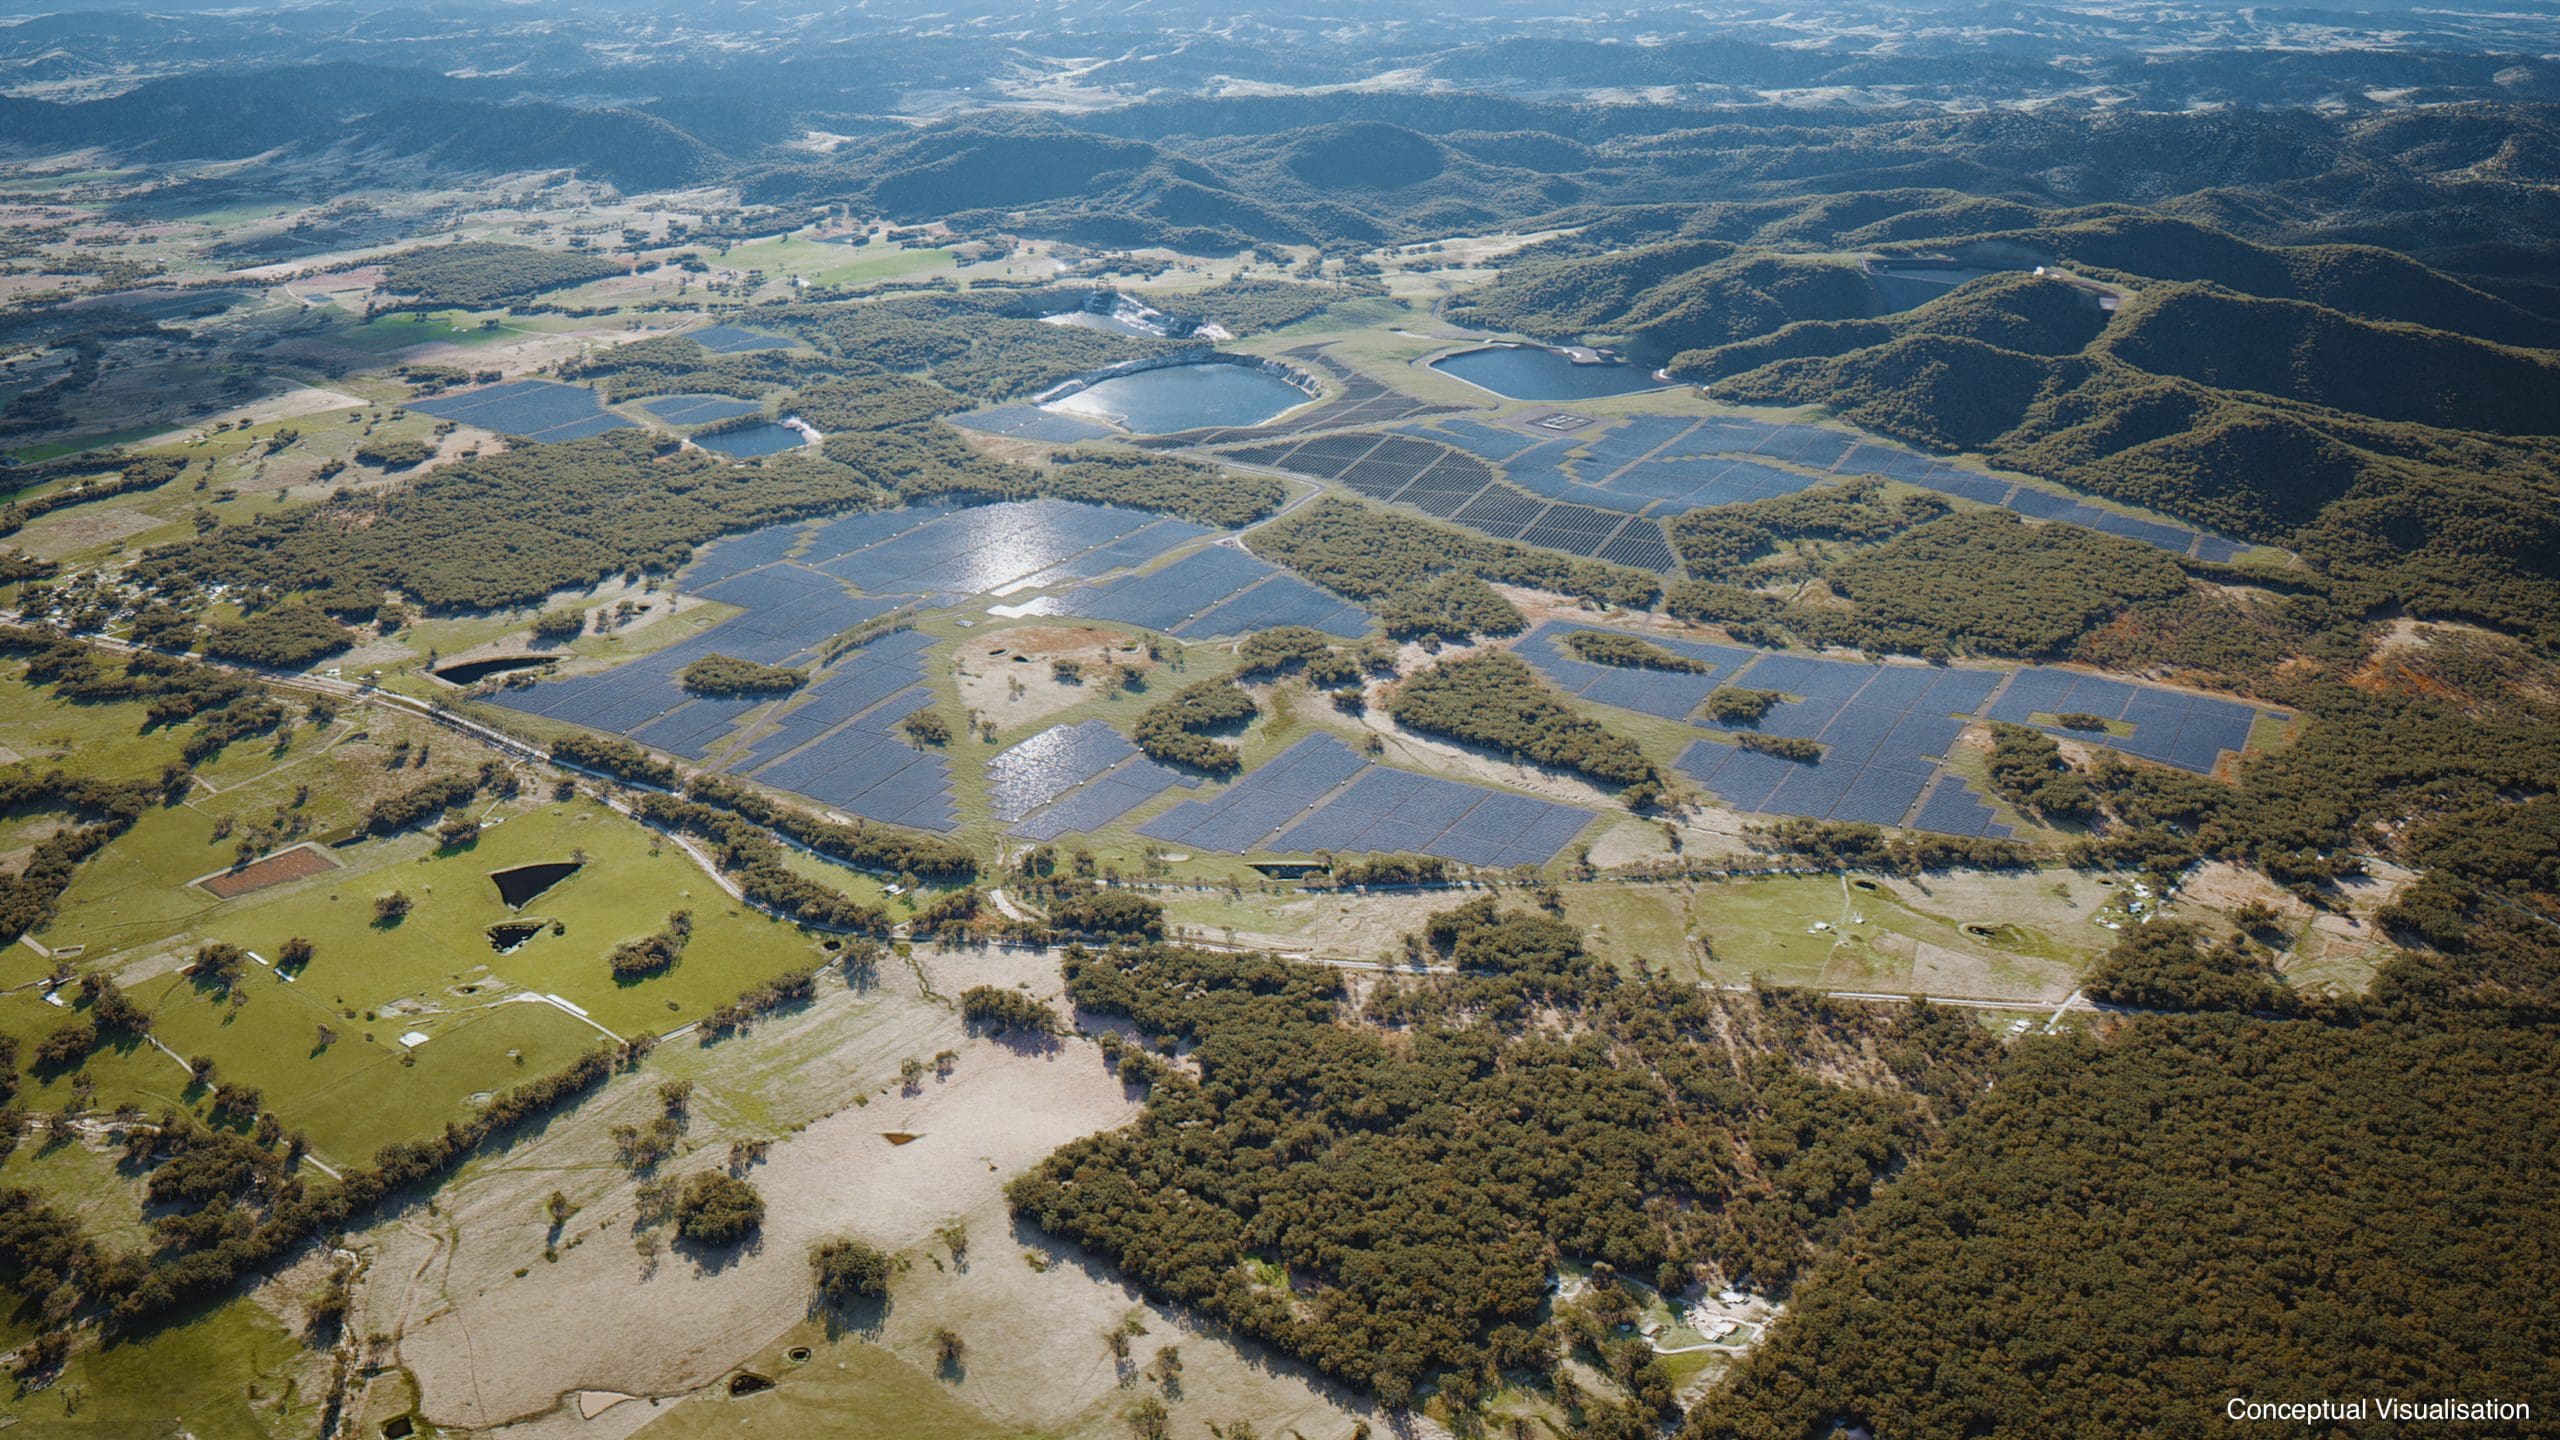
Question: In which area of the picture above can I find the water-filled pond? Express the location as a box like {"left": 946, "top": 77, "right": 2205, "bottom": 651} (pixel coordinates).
{"left": 696, "top": 422, "right": 807, "bottom": 457}
{"left": 1429, "top": 345, "right": 1668, "bottom": 401}
{"left": 490, "top": 861, "right": 581, "bottom": 909}
{"left": 433, "top": 654, "right": 552, "bottom": 685}
{"left": 1043, "top": 363, "right": 1308, "bottom": 434}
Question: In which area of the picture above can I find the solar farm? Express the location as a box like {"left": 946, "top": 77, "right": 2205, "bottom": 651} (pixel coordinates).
{"left": 1043, "top": 544, "right": 1373, "bottom": 638}
{"left": 409, "top": 378, "right": 636, "bottom": 443}
{"left": 436, "top": 346, "right": 2277, "bottom": 857}
{"left": 1139, "top": 735, "right": 1596, "bottom": 865}
{"left": 485, "top": 496, "right": 1275, "bottom": 827}
{"left": 635, "top": 392, "right": 766, "bottom": 426}
{"left": 990, "top": 719, "right": 1192, "bottom": 841}
{"left": 1214, "top": 409, "right": 2247, "bottom": 569}
{"left": 1509, "top": 621, "right": 2271, "bottom": 837}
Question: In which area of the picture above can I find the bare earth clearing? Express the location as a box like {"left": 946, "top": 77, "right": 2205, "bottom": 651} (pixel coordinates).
{"left": 365, "top": 943, "right": 1391, "bottom": 1439}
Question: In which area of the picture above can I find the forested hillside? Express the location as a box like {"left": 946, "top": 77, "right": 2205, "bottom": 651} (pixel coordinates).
{"left": 1012, "top": 909, "right": 2005, "bottom": 1412}
{"left": 1455, "top": 200, "right": 2560, "bottom": 647}
{"left": 1688, "top": 984, "right": 2558, "bottom": 1440}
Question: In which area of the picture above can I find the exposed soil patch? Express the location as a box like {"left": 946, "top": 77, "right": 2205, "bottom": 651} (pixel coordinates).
{"left": 490, "top": 860, "right": 580, "bottom": 909}
{"left": 198, "top": 842, "right": 340, "bottom": 899}
{"left": 957, "top": 624, "right": 1154, "bottom": 734}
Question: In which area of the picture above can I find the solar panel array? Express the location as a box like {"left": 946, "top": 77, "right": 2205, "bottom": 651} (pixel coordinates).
{"left": 809, "top": 499, "right": 1186, "bottom": 596}
{"left": 949, "top": 403, "right": 1117, "bottom": 443}
{"left": 487, "top": 568, "right": 903, "bottom": 757}
{"left": 1012, "top": 762, "right": 1186, "bottom": 841}
{"left": 637, "top": 393, "right": 766, "bottom": 426}
{"left": 1219, "top": 400, "right": 2252, "bottom": 571}
{"left": 1607, "top": 635, "right": 2274, "bottom": 835}
{"left": 1513, "top": 622, "right": 1759, "bottom": 720}
{"left": 720, "top": 632, "right": 957, "bottom": 829}
{"left": 1232, "top": 430, "right": 1658, "bottom": 566}
{"left": 1985, "top": 667, "right": 2261, "bottom": 774}
{"left": 410, "top": 380, "right": 635, "bottom": 443}
{"left": 1055, "top": 546, "right": 1372, "bottom": 638}
{"left": 987, "top": 720, "right": 1138, "bottom": 822}
{"left": 1175, "top": 574, "right": 1371, "bottom": 639}
{"left": 688, "top": 324, "right": 796, "bottom": 354}
{"left": 1671, "top": 656, "right": 2006, "bottom": 837}
{"left": 1141, "top": 735, "right": 1592, "bottom": 864}
{"left": 990, "top": 720, "right": 1191, "bottom": 840}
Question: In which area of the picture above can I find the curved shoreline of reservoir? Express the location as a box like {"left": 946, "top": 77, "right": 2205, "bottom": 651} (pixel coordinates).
{"left": 1036, "top": 351, "right": 1322, "bottom": 434}
{"left": 1427, "top": 342, "right": 1678, "bottom": 401}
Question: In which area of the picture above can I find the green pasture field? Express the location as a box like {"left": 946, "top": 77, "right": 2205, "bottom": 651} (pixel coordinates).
{"left": 0, "top": 1294, "right": 313, "bottom": 1439}
{"left": 1685, "top": 869, "right": 2102, "bottom": 1001}
{"left": 621, "top": 1315, "right": 1012, "bottom": 1440}
{"left": 10, "top": 697, "right": 835, "bottom": 1164}
{"left": 721, "top": 233, "right": 958, "bottom": 289}
{"left": 332, "top": 308, "right": 520, "bottom": 354}
{"left": 1559, "top": 882, "right": 1698, "bottom": 978}
{"left": 4, "top": 423, "right": 183, "bottom": 466}
{"left": 0, "top": 1134, "right": 153, "bottom": 1253}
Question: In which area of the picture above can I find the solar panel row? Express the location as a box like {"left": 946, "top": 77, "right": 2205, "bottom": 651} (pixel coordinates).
{"left": 411, "top": 379, "right": 636, "bottom": 444}
{"left": 1984, "top": 666, "right": 2257, "bottom": 774}
{"left": 1010, "top": 758, "right": 1187, "bottom": 841}
{"left": 1358, "top": 411, "right": 2252, "bottom": 567}
{"left": 1141, "top": 735, "right": 1593, "bottom": 866}
{"left": 1514, "top": 621, "right": 1757, "bottom": 721}
{"left": 986, "top": 721, "right": 1138, "bottom": 822}
{"left": 638, "top": 393, "right": 766, "bottom": 426}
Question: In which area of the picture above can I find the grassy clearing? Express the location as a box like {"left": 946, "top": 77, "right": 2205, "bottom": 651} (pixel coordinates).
{"left": 4, "top": 422, "right": 181, "bottom": 465}
{"left": 16, "top": 1295, "right": 315, "bottom": 1439}
{"left": 16, "top": 697, "right": 838, "bottom": 1162}
{"left": 723, "top": 234, "right": 957, "bottom": 289}
{"left": 629, "top": 1331, "right": 1016, "bottom": 1440}
{"left": 1560, "top": 882, "right": 1698, "bottom": 979}
{"left": 1689, "top": 869, "right": 2100, "bottom": 1001}
{"left": 332, "top": 309, "right": 516, "bottom": 354}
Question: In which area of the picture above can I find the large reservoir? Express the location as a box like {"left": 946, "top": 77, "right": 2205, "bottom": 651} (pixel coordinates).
{"left": 1043, "top": 363, "right": 1310, "bottom": 434}
{"left": 1430, "top": 345, "right": 1669, "bottom": 401}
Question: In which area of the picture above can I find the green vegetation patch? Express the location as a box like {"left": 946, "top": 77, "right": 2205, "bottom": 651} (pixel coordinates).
{"left": 374, "top": 240, "right": 624, "bottom": 309}
{"left": 1563, "top": 629, "right": 1705, "bottom": 673}
{"left": 679, "top": 653, "right": 808, "bottom": 697}
{"left": 1388, "top": 651, "right": 1661, "bottom": 801}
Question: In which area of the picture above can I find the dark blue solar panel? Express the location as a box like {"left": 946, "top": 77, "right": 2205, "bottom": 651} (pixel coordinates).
{"left": 1012, "top": 763, "right": 1183, "bottom": 840}
{"left": 1832, "top": 767, "right": 1928, "bottom": 826}
{"left": 1913, "top": 469, "right": 2014, "bottom": 505}
{"left": 638, "top": 393, "right": 766, "bottom": 426}
{"left": 1065, "top": 546, "right": 1276, "bottom": 631}
{"left": 987, "top": 721, "right": 1138, "bottom": 821}
{"left": 412, "top": 380, "right": 624, "bottom": 441}
{"left": 1429, "top": 419, "right": 1546, "bottom": 462}
{"left": 1175, "top": 575, "right": 1373, "bottom": 639}
{"left": 681, "top": 522, "right": 807, "bottom": 586}
{"left": 1915, "top": 781, "right": 2000, "bottom": 838}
